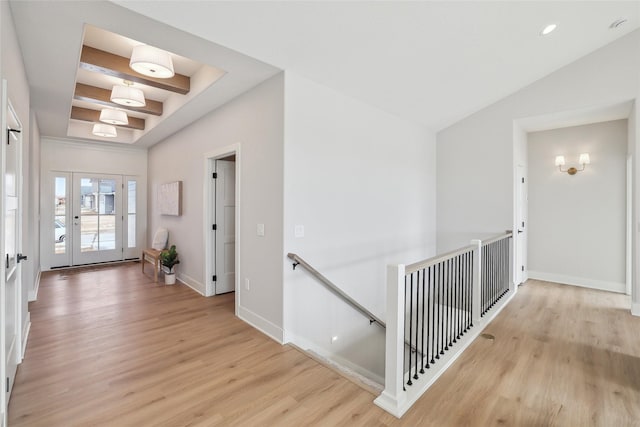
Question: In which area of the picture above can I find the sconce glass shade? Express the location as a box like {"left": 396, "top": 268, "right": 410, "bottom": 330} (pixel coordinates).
{"left": 92, "top": 123, "right": 117, "bottom": 138}
{"left": 99, "top": 108, "right": 128, "bottom": 125}
{"left": 555, "top": 155, "right": 566, "bottom": 166}
{"left": 110, "top": 85, "right": 146, "bottom": 107}
{"left": 579, "top": 153, "right": 590, "bottom": 165}
{"left": 129, "top": 45, "right": 175, "bottom": 78}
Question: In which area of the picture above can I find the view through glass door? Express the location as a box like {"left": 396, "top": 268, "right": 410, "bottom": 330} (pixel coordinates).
{"left": 72, "top": 174, "right": 123, "bottom": 265}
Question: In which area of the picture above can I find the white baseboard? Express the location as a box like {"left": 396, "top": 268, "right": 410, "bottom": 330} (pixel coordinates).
{"left": 21, "top": 312, "right": 31, "bottom": 360}
{"left": 28, "top": 269, "right": 41, "bottom": 302}
{"left": 286, "top": 331, "right": 385, "bottom": 386}
{"left": 237, "top": 305, "right": 284, "bottom": 343}
{"left": 632, "top": 303, "right": 640, "bottom": 317}
{"left": 528, "top": 271, "right": 625, "bottom": 294}
{"left": 176, "top": 272, "right": 206, "bottom": 296}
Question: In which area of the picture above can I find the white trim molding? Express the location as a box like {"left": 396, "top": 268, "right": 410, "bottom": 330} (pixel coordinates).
{"left": 238, "top": 304, "right": 284, "bottom": 344}
{"left": 28, "top": 269, "right": 41, "bottom": 302}
{"left": 632, "top": 303, "right": 640, "bottom": 317}
{"left": 20, "top": 312, "right": 30, "bottom": 360}
{"left": 286, "top": 331, "right": 384, "bottom": 386}
{"left": 528, "top": 271, "right": 625, "bottom": 294}
{"left": 176, "top": 273, "right": 205, "bottom": 296}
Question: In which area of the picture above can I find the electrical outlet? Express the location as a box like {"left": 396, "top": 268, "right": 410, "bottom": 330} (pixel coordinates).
{"left": 257, "top": 223, "right": 265, "bottom": 236}
{"left": 295, "top": 225, "right": 305, "bottom": 238}
{"left": 245, "top": 278, "right": 250, "bottom": 291}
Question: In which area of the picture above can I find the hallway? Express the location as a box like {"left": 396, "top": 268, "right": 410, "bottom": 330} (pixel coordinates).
{"left": 8, "top": 263, "right": 640, "bottom": 426}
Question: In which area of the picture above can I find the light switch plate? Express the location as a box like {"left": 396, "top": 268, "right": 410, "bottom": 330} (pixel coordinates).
{"left": 257, "top": 223, "right": 265, "bottom": 236}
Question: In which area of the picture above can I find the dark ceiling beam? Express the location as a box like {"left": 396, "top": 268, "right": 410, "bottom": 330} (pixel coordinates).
{"left": 74, "top": 83, "right": 163, "bottom": 116}
{"left": 70, "top": 106, "right": 145, "bottom": 130}
{"left": 79, "top": 45, "right": 190, "bottom": 95}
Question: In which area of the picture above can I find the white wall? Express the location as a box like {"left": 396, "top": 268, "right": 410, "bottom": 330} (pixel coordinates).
{"left": 147, "top": 74, "right": 285, "bottom": 338}
{"left": 283, "top": 73, "right": 436, "bottom": 382}
{"left": 527, "top": 120, "right": 627, "bottom": 292}
{"left": 39, "top": 138, "right": 148, "bottom": 269}
{"left": 437, "top": 29, "right": 640, "bottom": 301}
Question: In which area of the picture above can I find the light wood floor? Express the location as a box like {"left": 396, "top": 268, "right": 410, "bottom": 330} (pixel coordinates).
{"left": 8, "top": 263, "right": 640, "bottom": 426}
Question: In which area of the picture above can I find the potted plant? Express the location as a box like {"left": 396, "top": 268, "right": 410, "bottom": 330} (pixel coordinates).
{"left": 159, "top": 244, "right": 180, "bottom": 285}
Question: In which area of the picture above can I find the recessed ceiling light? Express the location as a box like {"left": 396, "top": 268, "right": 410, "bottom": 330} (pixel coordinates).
{"left": 610, "top": 18, "right": 628, "bottom": 29}
{"left": 540, "top": 23, "right": 558, "bottom": 36}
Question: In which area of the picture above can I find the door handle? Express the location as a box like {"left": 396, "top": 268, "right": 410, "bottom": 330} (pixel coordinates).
{"left": 517, "top": 229, "right": 524, "bottom": 234}
{"left": 17, "top": 254, "right": 28, "bottom": 263}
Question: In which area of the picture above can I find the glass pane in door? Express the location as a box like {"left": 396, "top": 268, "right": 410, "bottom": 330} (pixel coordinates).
{"left": 79, "top": 178, "right": 117, "bottom": 252}
{"left": 54, "top": 176, "right": 67, "bottom": 254}
{"left": 127, "top": 180, "right": 136, "bottom": 248}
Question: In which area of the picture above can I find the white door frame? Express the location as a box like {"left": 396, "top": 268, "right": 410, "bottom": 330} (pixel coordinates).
{"left": 626, "top": 154, "right": 632, "bottom": 296}
{"left": 1, "top": 83, "right": 24, "bottom": 425}
{"left": 203, "top": 144, "right": 241, "bottom": 309}
{"left": 514, "top": 165, "right": 527, "bottom": 285}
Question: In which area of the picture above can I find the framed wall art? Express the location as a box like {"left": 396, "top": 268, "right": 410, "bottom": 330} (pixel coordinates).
{"left": 159, "top": 181, "right": 182, "bottom": 216}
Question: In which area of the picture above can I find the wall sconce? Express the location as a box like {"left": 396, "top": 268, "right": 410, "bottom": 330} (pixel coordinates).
{"left": 555, "top": 153, "right": 590, "bottom": 175}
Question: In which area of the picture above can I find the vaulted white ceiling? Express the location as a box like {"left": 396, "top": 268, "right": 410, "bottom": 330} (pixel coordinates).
{"left": 10, "top": 1, "right": 640, "bottom": 147}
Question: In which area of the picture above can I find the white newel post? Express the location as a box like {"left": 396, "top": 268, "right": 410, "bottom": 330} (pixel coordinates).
{"left": 374, "top": 264, "right": 406, "bottom": 417}
{"left": 471, "top": 239, "right": 482, "bottom": 325}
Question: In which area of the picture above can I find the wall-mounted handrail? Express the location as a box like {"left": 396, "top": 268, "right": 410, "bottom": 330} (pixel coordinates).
{"left": 287, "top": 252, "right": 386, "bottom": 328}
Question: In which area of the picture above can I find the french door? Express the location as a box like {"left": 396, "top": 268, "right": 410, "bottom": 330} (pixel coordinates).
{"left": 72, "top": 174, "right": 123, "bottom": 265}
{"left": 48, "top": 173, "right": 138, "bottom": 268}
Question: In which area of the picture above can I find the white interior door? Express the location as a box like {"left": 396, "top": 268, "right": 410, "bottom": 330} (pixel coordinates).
{"left": 515, "top": 165, "right": 527, "bottom": 285}
{"left": 2, "top": 85, "right": 23, "bottom": 421}
{"left": 214, "top": 160, "right": 236, "bottom": 294}
{"left": 72, "top": 174, "right": 123, "bottom": 265}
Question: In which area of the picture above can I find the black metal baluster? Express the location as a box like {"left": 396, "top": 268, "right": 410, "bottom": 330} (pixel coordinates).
{"left": 403, "top": 275, "right": 407, "bottom": 391}
{"left": 444, "top": 259, "right": 449, "bottom": 351}
{"left": 462, "top": 252, "right": 467, "bottom": 335}
{"left": 431, "top": 264, "right": 436, "bottom": 365}
{"left": 436, "top": 262, "right": 444, "bottom": 359}
{"left": 470, "top": 251, "right": 475, "bottom": 327}
{"left": 448, "top": 258, "right": 453, "bottom": 348}
{"left": 456, "top": 254, "right": 461, "bottom": 340}
{"left": 414, "top": 271, "right": 419, "bottom": 380}
{"left": 408, "top": 273, "right": 414, "bottom": 386}
{"left": 453, "top": 255, "right": 458, "bottom": 344}
{"left": 420, "top": 268, "right": 426, "bottom": 373}
{"left": 426, "top": 266, "right": 431, "bottom": 369}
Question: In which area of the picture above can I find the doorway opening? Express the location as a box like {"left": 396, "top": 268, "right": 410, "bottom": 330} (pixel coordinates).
{"left": 514, "top": 100, "right": 634, "bottom": 303}
{"left": 204, "top": 145, "right": 240, "bottom": 309}
{"left": 45, "top": 172, "right": 141, "bottom": 269}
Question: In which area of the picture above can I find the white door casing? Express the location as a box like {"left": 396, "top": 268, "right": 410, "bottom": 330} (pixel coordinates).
{"left": 214, "top": 160, "right": 236, "bottom": 294}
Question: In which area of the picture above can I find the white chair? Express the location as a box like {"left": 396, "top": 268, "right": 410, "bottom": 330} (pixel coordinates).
{"left": 141, "top": 228, "right": 169, "bottom": 282}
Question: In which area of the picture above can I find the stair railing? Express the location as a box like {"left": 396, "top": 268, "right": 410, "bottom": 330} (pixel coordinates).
{"left": 375, "top": 231, "right": 514, "bottom": 418}
{"left": 287, "top": 252, "right": 385, "bottom": 328}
